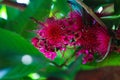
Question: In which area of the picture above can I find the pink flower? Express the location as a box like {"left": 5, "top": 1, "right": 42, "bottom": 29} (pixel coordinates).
{"left": 39, "top": 18, "right": 65, "bottom": 46}
{"left": 76, "top": 27, "right": 99, "bottom": 50}
{"left": 68, "top": 11, "right": 83, "bottom": 31}
{"left": 44, "top": 51, "right": 57, "bottom": 60}
{"left": 31, "top": 37, "right": 39, "bottom": 47}
{"left": 31, "top": 11, "right": 111, "bottom": 63}
{"left": 32, "top": 38, "right": 57, "bottom": 60}
{"left": 82, "top": 53, "right": 94, "bottom": 64}
{"left": 95, "top": 25, "right": 111, "bottom": 55}
{"left": 76, "top": 49, "right": 94, "bottom": 64}
{"left": 76, "top": 23, "right": 110, "bottom": 55}
{"left": 31, "top": 18, "right": 69, "bottom": 60}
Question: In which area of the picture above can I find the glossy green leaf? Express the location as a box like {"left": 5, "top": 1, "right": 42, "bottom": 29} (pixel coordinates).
{"left": 66, "top": 55, "right": 83, "bottom": 80}
{"left": 50, "top": 0, "right": 70, "bottom": 18}
{"left": 82, "top": 52, "right": 120, "bottom": 70}
{"left": 6, "top": 6, "right": 20, "bottom": 21}
{"left": 0, "top": 18, "right": 6, "bottom": 28}
{"left": 95, "top": 52, "right": 120, "bottom": 67}
{"left": 102, "top": 15, "right": 120, "bottom": 29}
{"left": 84, "top": 0, "right": 114, "bottom": 8}
{"left": 53, "top": 48, "right": 75, "bottom": 66}
{"left": 0, "top": 28, "right": 49, "bottom": 79}
{"left": 6, "top": 0, "right": 52, "bottom": 39}
{"left": 114, "top": 0, "right": 120, "bottom": 14}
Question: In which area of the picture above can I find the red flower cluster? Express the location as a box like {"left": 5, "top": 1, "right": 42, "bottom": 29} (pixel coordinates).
{"left": 32, "top": 11, "right": 111, "bottom": 63}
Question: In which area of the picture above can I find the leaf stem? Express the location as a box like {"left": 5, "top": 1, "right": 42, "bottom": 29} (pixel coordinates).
{"left": 50, "top": 47, "right": 81, "bottom": 68}
{"left": 76, "top": 0, "right": 107, "bottom": 28}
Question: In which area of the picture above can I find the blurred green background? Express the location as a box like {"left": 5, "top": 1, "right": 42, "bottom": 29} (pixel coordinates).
{"left": 0, "top": 0, "right": 120, "bottom": 80}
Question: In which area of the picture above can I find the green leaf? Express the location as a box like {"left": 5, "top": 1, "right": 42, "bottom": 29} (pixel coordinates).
{"left": 114, "top": 0, "right": 120, "bottom": 14}
{"left": 102, "top": 15, "right": 120, "bottom": 28}
{"left": 52, "top": 0, "right": 70, "bottom": 16}
{"left": 6, "top": 6, "right": 20, "bottom": 21}
{"left": 84, "top": 0, "right": 114, "bottom": 8}
{"left": 83, "top": 52, "right": 120, "bottom": 69}
{"left": 20, "top": 0, "right": 52, "bottom": 39}
{"left": 38, "top": 65, "right": 68, "bottom": 80}
{"left": 6, "top": 0, "right": 52, "bottom": 39}
{"left": 95, "top": 52, "right": 120, "bottom": 67}
{"left": 53, "top": 48, "right": 75, "bottom": 66}
{"left": 0, "top": 18, "right": 6, "bottom": 28}
{"left": 66, "top": 55, "right": 83, "bottom": 80}
{"left": 0, "top": 28, "right": 49, "bottom": 79}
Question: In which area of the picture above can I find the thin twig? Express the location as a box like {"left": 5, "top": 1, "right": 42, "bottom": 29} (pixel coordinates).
{"left": 30, "top": 17, "right": 41, "bottom": 24}
{"left": 76, "top": 0, "right": 107, "bottom": 28}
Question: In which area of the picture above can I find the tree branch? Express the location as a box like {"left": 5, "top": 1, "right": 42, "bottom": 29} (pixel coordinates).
{"left": 76, "top": 0, "right": 107, "bottom": 28}
{"left": 0, "top": 0, "right": 27, "bottom": 10}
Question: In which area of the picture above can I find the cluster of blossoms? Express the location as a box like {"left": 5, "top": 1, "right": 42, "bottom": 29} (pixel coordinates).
{"left": 31, "top": 11, "right": 120, "bottom": 64}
